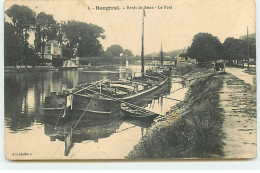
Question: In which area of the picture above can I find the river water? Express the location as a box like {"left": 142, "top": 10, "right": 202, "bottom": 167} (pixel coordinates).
{"left": 4, "top": 65, "right": 187, "bottom": 159}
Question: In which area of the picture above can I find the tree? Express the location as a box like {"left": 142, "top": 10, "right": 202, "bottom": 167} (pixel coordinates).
{"left": 4, "top": 22, "right": 24, "bottom": 67}
{"left": 179, "top": 53, "right": 189, "bottom": 60}
{"left": 223, "top": 37, "right": 256, "bottom": 66}
{"left": 56, "top": 21, "right": 65, "bottom": 45}
{"left": 6, "top": 5, "right": 36, "bottom": 67}
{"left": 189, "top": 33, "right": 222, "bottom": 63}
{"left": 123, "top": 49, "right": 134, "bottom": 57}
{"left": 35, "top": 12, "right": 58, "bottom": 61}
{"left": 106, "top": 44, "right": 124, "bottom": 57}
{"left": 222, "top": 37, "right": 235, "bottom": 62}
{"left": 62, "top": 20, "right": 105, "bottom": 57}
{"left": 102, "top": 50, "right": 113, "bottom": 57}
{"left": 62, "top": 43, "right": 74, "bottom": 59}
{"left": 250, "top": 43, "right": 256, "bottom": 61}
{"left": 6, "top": 4, "right": 36, "bottom": 37}
{"left": 223, "top": 37, "right": 245, "bottom": 65}
{"left": 242, "top": 38, "right": 256, "bottom": 60}
{"left": 23, "top": 46, "right": 40, "bottom": 67}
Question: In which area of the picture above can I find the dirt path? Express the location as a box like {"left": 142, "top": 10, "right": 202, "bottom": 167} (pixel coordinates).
{"left": 219, "top": 73, "right": 257, "bottom": 158}
{"left": 225, "top": 67, "right": 256, "bottom": 86}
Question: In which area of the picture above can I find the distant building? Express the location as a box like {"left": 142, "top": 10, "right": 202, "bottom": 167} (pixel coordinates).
{"left": 44, "top": 40, "right": 62, "bottom": 60}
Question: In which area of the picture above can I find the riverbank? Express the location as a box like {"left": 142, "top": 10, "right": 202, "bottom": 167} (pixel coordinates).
{"left": 127, "top": 63, "right": 226, "bottom": 159}
{"left": 4, "top": 65, "right": 119, "bottom": 73}
{"left": 4, "top": 66, "right": 52, "bottom": 73}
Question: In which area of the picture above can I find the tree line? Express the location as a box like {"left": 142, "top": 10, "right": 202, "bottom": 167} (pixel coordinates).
{"left": 183, "top": 32, "right": 256, "bottom": 66}
{"left": 103, "top": 44, "right": 133, "bottom": 57}
{"left": 4, "top": 4, "right": 106, "bottom": 67}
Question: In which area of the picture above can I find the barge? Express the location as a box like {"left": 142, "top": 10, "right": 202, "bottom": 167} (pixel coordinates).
{"left": 43, "top": 66, "right": 172, "bottom": 124}
{"left": 43, "top": 10, "right": 174, "bottom": 125}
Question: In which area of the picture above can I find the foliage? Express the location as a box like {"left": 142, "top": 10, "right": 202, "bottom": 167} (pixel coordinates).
{"left": 243, "top": 38, "right": 256, "bottom": 60}
{"left": 4, "top": 22, "right": 24, "bottom": 67}
{"left": 62, "top": 20, "right": 105, "bottom": 57}
{"left": 24, "top": 47, "right": 41, "bottom": 67}
{"left": 223, "top": 37, "right": 256, "bottom": 62}
{"left": 250, "top": 42, "right": 256, "bottom": 60}
{"left": 35, "top": 12, "right": 58, "bottom": 54}
{"left": 61, "top": 43, "right": 73, "bottom": 59}
{"left": 123, "top": 49, "right": 134, "bottom": 57}
{"left": 188, "top": 33, "right": 222, "bottom": 63}
{"left": 104, "top": 44, "right": 124, "bottom": 57}
{"left": 223, "top": 37, "right": 245, "bottom": 61}
{"left": 5, "top": 5, "right": 37, "bottom": 67}
{"left": 179, "top": 53, "right": 189, "bottom": 59}
{"left": 6, "top": 4, "right": 36, "bottom": 36}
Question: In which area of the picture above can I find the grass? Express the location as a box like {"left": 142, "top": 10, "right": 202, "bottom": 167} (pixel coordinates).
{"left": 176, "top": 62, "right": 196, "bottom": 76}
{"left": 127, "top": 64, "right": 225, "bottom": 159}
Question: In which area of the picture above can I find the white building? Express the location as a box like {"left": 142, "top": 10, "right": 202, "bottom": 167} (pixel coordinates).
{"left": 44, "top": 40, "right": 62, "bottom": 60}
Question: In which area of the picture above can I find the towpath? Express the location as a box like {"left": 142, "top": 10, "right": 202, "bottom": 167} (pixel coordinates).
{"left": 219, "top": 68, "right": 257, "bottom": 158}
{"left": 225, "top": 67, "right": 256, "bottom": 86}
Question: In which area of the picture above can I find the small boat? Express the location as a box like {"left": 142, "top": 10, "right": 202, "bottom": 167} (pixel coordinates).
{"left": 120, "top": 103, "right": 159, "bottom": 120}
{"left": 43, "top": 70, "right": 170, "bottom": 125}
{"left": 42, "top": 10, "right": 173, "bottom": 124}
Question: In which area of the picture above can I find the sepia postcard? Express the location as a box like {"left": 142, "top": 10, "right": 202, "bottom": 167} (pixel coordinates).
{"left": 4, "top": 0, "right": 256, "bottom": 160}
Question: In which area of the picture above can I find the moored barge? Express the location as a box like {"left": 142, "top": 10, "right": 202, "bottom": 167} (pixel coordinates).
{"left": 43, "top": 9, "right": 174, "bottom": 124}
{"left": 43, "top": 66, "right": 172, "bottom": 124}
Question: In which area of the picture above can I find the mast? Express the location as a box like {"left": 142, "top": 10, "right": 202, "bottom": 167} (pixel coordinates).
{"left": 247, "top": 26, "right": 250, "bottom": 70}
{"left": 141, "top": 9, "right": 145, "bottom": 77}
{"left": 160, "top": 43, "right": 163, "bottom": 65}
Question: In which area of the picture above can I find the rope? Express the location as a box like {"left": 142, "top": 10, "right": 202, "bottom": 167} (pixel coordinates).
{"left": 65, "top": 96, "right": 94, "bottom": 139}
{"left": 54, "top": 108, "right": 65, "bottom": 129}
{"left": 73, "top": 82, "right": 98, "bottom": 95}
{"left": 170, "top": 87, "right": 184, "bottom": 94}
{"left": 76, "top": 75, "right": 170, "bottom": 116}
{"left": 55, "top": 82, "right": 96, "bottom": 130}
{"left": 162, "top": 96, "right": 182, "bottom": 101}
{"left": 115, "top": 125, "right": 137, "bottom": 133}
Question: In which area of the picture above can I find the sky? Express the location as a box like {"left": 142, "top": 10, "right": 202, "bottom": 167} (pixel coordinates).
{"left": 4, "top": 0, "right": 256, "bottom": 55}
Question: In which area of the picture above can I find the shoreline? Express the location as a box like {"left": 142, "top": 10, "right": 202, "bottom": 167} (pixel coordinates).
{"left": 4, "top": 64, "right": 119, "bottom": 73}
{"left": 127, "top": 62, "right": 257, "bottom": 159}
{"left": 127, "top": 63, "right": 226, "bottom": 159}
{"left": 4, "top": 67, "right": 52, "bottom": 73}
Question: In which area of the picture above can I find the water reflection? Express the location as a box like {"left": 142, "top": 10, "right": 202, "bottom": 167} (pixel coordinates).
{"left": 4, "top": 71, "right": 119, "bottom": 132}
{"left": 44, "top": 119, "right": 122, "bottom": 143}
{"left": 4, "top": 65, "right": 187, "bottom": 158}
{"left": 145, "top": 77, "right": 187, "bottom": 115}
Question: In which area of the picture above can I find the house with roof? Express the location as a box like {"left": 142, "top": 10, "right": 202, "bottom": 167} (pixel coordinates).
{"left": 44, "top": 40, "right": 62, "bottom": 60}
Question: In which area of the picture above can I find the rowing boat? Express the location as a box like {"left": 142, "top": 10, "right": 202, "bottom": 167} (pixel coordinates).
{"left": 43, "top": 66, "right": 171, "bottom": 124}
{"left": 120, "top": 103, "right": 159, "bottom": 120}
